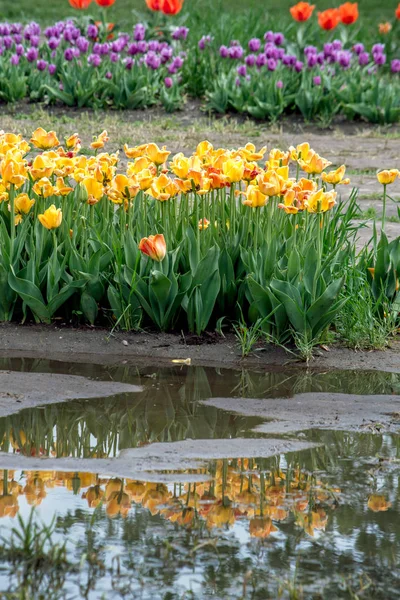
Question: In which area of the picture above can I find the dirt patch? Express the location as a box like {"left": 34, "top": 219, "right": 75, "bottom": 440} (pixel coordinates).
{"left": 0, "top": 437, "right": 317, "bottom": 483}
{"left": 203, "top": 393, "right": 400, "bottom": 435}
{"left": 0, "top": 370, "right": 141, "bottom": 417}
{"left": 0, "top": 323, "right": 399, "bottom": 372}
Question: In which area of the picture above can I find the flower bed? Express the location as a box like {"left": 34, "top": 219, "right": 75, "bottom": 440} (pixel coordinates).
{"left": 0, "top": 128, "right": 398, "bottom": 349}
{"left": 0, "top": 4, "right": 399, "bottom": 122}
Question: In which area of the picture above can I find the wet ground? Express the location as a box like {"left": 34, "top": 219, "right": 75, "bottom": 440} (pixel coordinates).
{"left": 0, "top": 358, "right": 399, "bottom": 598}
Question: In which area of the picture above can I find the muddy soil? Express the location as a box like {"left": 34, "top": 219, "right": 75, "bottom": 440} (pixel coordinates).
{"left": 0, "top": 323, "right": 399, "bottom": 372}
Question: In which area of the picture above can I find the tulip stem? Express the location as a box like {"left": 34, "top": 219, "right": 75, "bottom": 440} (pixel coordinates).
{"left": 254, "top": 206, "right": 260, "bottom": 256}
{"left": 382, "top": 184, "right": 387, "bottom": 234}
{"left": 3, "top": 470, "right": 8, "bottom": 496}
{"left": 9, "top": 184, "right": 15, "bottom": 264}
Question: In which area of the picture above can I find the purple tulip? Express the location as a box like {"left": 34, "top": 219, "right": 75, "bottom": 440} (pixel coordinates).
{"left": 245, "top": 54, "right": 256, "bottom": 67}
{"left": 134, "top": 23, "right": 146, "bottom": 41}
{"left": 358, "top": 52, "right": 370, "bottom": 66}
{"left": 10, "top": 54, "right": 19, "bottom": 65}
{"left": 26, "top": 47, "right": 39, "bottom": 62}
{"left": 248, "top": 38, "right": 261, "bottom": 52}
{"left": 15, "top": 44, "right": 24, "bottom": 56}
{"left": 353, "top": 43, "right": 364, "bottom": 55}
{"left": 267, "top": 58, "right": 277, "bottom": 71}
{"left": 198, "top": 35, "right": 212, "bottom": 50}
{"left": 307, "top": 54, "right": 317, "bottom": 68}
{"left": 276, "top": 80, "right": 283, "bottom": 89}
{"left": 295, "top": 60, "right": 304, "bottom": 72}
{"left": 338, "top": 51, "right": 351, "bottom": 69}
{"left": 48, "top": 37, "right": 60, "bottom": 50}
{"left": 64, "top": 48, "right": 74, "bottom": 61}
{"left": 77, "top": 36, "right": 90, "bottom": 53}
{"left": 332, "top": 40, "right": 342, "bottom": 51}
{"left": 88, "top": 54, "right": 101, "bottom": 67}
{"left": 145, "top": 51, "right": 161, "bottom": 70}
{"left": 237, "top": 64, "right": 247, "bottom": 77}
{"left": 164, "top": 77, "right": 173, "bottom": 88}
{"left": 172, "top": 26, "right": 189, "bottom": 40}
{"left": 105, "top": 71, "right": 113, "bottom": 79}
{"left": 123, "top": 57, "right": 134, "bottom": 70}
{"left": 374, "top": 53, "right": 386, "bottom": 66}
{"left": 87, "top": 24, "right": 98, "bottom": 40}
{"left": 256, "top": 53, "right": 267, "bottom": 68}
{"left": 37, "top": 59, "right": 47, "bottom": 71}
{"left": 305, "top": 45, "right": 317, "bottom": 55}
{"left": 391, "top": 59, "right": 400, "bottom": 73}
{"left": 137, "top": 41, "right": 148, "bottom": 53}
{"left": 228, "top": 45, "right": 244, "bottom": 59}
{"left": 48, "top": 63, "right": 57, "bottom": 75}
{"left": 3, "top": 36, "right": 13, "bottom": 49}
{"left": 274, "top": 33, "right": 285, "bottom": 46}
{"left": 372, "top": 43, "right": 385, "bottom": 55}
{"left": 13, "top": 34, "right": 22, "bottom": 44}
{"left": 264, "top": 30, "right": 275, "bottom": 43}
{"left": 219, "top": 45, "right": 229, "bottom": 58}
{"left": 313, "top": 75, "right": 322, "bottom": 85}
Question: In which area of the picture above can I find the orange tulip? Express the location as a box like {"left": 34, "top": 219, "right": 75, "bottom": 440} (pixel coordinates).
{"left": 138, "top": 234, "right": 167, "bottom": 262}
{"left": 339, "top": 2, "right": 358, "bottom": 25}
{"left": 161, "top": 0, "right": 184, "bottom": 15}
{"left": 69, "top": 0, "right": 92, "bottom": 8}
{"left": 95, "top": 0, "right": 116, "bottom": 5}
{"left": 146, "top": 0, "right": 163, "bottom": 9}
{"left": 318, "top": 8, "right": 341, "bottom": 30}
{"left": 396, "top": 3, "right": 400, "bottom": 19}
{"left": 289, "top": 2, "right": 315, "bottom": 21}
{"left": 379, "top": 22, "right": 392, "bottom": 34}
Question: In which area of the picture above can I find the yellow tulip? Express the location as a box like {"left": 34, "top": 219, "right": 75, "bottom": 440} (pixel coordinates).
{"left": 33, "top": 177, "right": 55, "bottom": 198}
{"left": 1, "top": 152, "right": 27, "bottom": 188}
{"left": 145, "top": 143, "right": 170, "bottom": 166}
{"left": 256, "top": 169, "right": 282, "bottom": 196}
{"left": 198, "top": 218, "right": 210, "bottom": 230}
{"left": 107, "top": 174, "right": 139, "bottom": 205}
{"left": 54, "top": 157, "right": 75, "bottom": 177}
{"left": 146, "top": 173, "right": 178, "bottom": 201}
{"left": 195, "top": 140, "right": 214, "bottom": 160}
{"left": 242, "top": 184, "right": 268, "bottom": 208}
{"left": 38, "top": 204, "right": 62, "bottom": 230}
{"left": 65, "top": 133, "right": 81, "bottom": 151}
{"left": 222, "top": 158, "right": 245, "bottom": 183}
{"left": 126, "top": 156, "right": 154, "bottom": 176}
{"left": 237, "top": 142, "right": 267, "bottom": 161}
{"left": 267, "top": 148, "right": 290, "bottom": 169}
{"left": 305, "top": 189, "right": 337, "bottom": 213}
{"left": 14, "top": 193, "right": 35, "bottom": 214}
{"left": 54, "top": 177, "right": 73, "bottom": 196}
{"left": 289, "top": 142, "right": 311, "bottom": 162}
{"left": 90, "top": 130, "right": 109, "bottom": 150}
{"left": 30, "top": 127, "right": 59, "bottom": 150}
{"left": 377, "top": 169, "right": 399, "bottom": 185}
{"left": 82, "top": 176, "right": 104, "bottom": 205}
{"left": 298, "top": 151, "right": 332, "bottom": 174}
{"left": 123, "top": 143, "right": 148, "bottom": 159}
{"left": 30, "top": 154, "right": 55, "bottom": 180}
{"left": 322, "top": 164, "right": 350, "bottom": 185}
{"left": 136, "top": 168, "right": 156, "bottom": 191}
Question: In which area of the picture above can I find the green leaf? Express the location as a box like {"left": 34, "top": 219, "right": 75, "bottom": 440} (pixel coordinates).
{"left": 8, "top": 269, "right": 50, "bottom": 323}
{"left": 81, "top": 292, "right": 98, "bottom": 325}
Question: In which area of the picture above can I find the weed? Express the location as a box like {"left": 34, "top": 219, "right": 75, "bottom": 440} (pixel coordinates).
{"left": 233, "top": 317, "right": 264, "bottom": 357}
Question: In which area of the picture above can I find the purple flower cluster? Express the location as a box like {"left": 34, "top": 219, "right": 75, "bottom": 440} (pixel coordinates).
{"left": 216, "top": 31, "right": 399, "bottom": 82}
{"left": 0, "top": 19, "right": 188, "bottom": 80}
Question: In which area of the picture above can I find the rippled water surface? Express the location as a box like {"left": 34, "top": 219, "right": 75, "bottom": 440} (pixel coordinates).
{"left": 0, "top": 358, "right": 399, "bottom": 599}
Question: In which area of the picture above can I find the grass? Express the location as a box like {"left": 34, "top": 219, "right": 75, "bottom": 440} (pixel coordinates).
{"left": 0, "top": 0, "right": 397, "bottom": 30}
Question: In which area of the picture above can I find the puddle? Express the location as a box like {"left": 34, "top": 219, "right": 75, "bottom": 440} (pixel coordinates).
{"left": 0, "top": 359, "right": 399, "bottom": 598}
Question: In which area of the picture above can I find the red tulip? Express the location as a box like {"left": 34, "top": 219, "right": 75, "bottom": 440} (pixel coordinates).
{"left": 146, "top": 0, "right": 184, "bottom": 15}
{"left": 95, "top": 0, "right": 116, "bottom": 5}
{"left": 318, "top": 8, "right": 341, "bottom": 30}
{"left": 146, "top": 0, "right": 163, "bottom": 9}
{"left": 69, "top": 0, "right": 92, "bottom": 8}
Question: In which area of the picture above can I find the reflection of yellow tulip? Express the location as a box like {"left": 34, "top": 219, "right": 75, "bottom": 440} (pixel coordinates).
{"left": 206, "top": 503, "right": 235, "bottom": 528}
{"left": 377, "top": 170, "right": 399, "bottom": 185}
{"left": 106, "top": 491, "right": 131, "bottom": 518}
{"left": 367, "top": 494, "right": 391, "bottom": 512}
{"left": 30, "top": 127, "right": 60, "bottom": 150}
{"left": 38, "top": 205, "right": 62, "bottom": 230}
{"left": 249, "top": 517, "right": 278, "bottom": 538}
{"left": 0, "top": 494, "right": 19, "bottom": 518}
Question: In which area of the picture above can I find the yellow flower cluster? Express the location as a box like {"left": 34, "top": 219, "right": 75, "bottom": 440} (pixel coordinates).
{"left": 0, "top": 129, "right": 352, "bottom": 234}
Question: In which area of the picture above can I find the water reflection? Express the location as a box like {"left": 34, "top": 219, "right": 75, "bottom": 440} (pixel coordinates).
{"left": 0, "top": 431, "right": 398, "bottom": 599}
